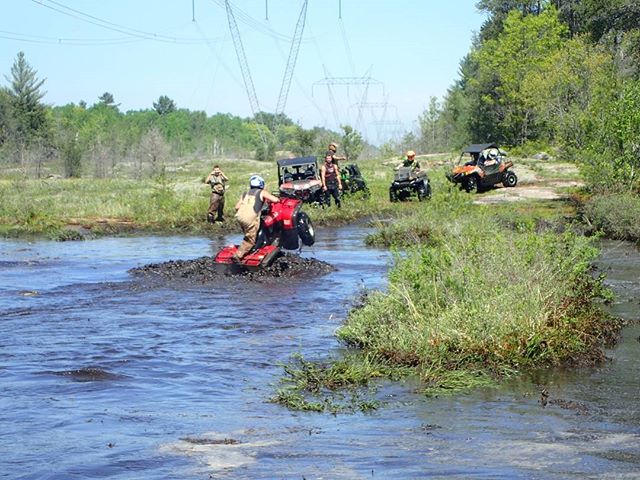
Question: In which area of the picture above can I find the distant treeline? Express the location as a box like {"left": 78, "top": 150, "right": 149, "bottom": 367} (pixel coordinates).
{"left": 405, "top": 0, "right": 639, "bottom": 192}
{"left": 0, "top": 53, "right": 368, "bottom": 179}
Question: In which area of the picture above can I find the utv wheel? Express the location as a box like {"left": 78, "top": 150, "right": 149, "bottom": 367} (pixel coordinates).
{"left": 389, "top": 190, "right": 398, "bottom": 202}
{"left": 297, "top": 211, "right": 315, "bottom": 246}
{"left": 502, "top": 171, "right": 518, "bottom": 188}
{"left": 463, "top": 176, "right": 478, "bottom": 193}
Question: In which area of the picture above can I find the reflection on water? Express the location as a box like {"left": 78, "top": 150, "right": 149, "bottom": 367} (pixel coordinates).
{"left": 0, "top": 233, "right": 638, "bottom": 479}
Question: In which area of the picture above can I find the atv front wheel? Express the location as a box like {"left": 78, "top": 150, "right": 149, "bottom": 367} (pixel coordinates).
{"left": 463, "top": 176, "right": 478, "bottom": 193}
{"left": 389, "top": 189, "right": 398, "bottom": 202}
{"left": 502, "top": 171, "right": 518, "bottom": 188}
{"left": 297, "top": 211, "right": 315, "bottom": 246}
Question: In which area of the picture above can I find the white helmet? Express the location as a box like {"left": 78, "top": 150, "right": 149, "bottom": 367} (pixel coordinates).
{"left": 249, "top": 175, "right": 265, "bottom": 189}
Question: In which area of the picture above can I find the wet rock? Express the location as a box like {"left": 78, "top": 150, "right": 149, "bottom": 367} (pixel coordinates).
{"left": 49, "top": 367, "right": 123, "bottom": 382}
{"left": 549, "top": 398, "right": 590, "bottom": 415}
{"left": 129, "top": 252, "right": 335, "bottom": 284}
{"left": 180, "top": 437, "right": 240, "bottom": 445}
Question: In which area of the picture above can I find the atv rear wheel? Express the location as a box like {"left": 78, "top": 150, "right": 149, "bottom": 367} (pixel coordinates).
{"left": 297, "top": 211, "right": 315, "bottom": 246}
{"left": 502, "top": 171, "right": 518, "bottom": 188}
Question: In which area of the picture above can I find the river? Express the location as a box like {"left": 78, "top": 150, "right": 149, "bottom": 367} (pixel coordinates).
{"left": 1, "top": 230, "right": 638, "bottom": 479}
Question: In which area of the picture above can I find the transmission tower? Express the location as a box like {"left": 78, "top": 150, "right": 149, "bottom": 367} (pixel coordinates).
{"left": 224, "top": 0, "right": 268, "bottom": 146}
{"left": 275, "top": 0, "right": 308, "bottom": 116}
{"left": 349, "top": 101, "right": 399, "bottom": 143}
{"left": 312, "top": 74, "right": 385, "bottom": 134}
{"left": 312, "top": 75, "right": 385, "bottom": 96}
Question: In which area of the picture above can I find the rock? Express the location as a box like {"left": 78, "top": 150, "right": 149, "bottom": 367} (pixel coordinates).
{"left": 532, "top": 152, "right": 550, "bottom": 160}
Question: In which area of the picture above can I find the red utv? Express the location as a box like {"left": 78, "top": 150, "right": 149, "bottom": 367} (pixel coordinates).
{"left": 277, "top": 157, "right": 325, "bottom": 206}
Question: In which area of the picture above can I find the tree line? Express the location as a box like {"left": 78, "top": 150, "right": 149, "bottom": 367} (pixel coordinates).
{"left": 406, "top": 0, "right": 639, "bottom": 192}
{"left": 0, "top": 52, "right": 365, "bottom": 179}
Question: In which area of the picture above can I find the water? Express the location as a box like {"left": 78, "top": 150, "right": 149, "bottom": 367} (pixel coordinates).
{"left": 1, "top": 232, "right": 638, "bottom": 479}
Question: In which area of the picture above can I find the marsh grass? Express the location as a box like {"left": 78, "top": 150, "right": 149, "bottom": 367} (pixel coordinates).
{"left": 582, "top": 192, "right": 640, "bottom": 242}
{"left": 0, "top": 155, "right": 453, "bottom": 237}
{"left": 273, "top": 198, "right": 621, "bottom": 412}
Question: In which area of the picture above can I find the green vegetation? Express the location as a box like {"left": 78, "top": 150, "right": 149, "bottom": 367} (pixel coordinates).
{"left": 273, "top": 196, "right": 621, "bottom": 412}
{"left": 582, "top": 193, "right": 640, "bottom": 242}
{"left": 1, "top": 2, "right": 635, "bottom": 414}
{"left": 0, "top": 154, "right": 442, "bottom": 238}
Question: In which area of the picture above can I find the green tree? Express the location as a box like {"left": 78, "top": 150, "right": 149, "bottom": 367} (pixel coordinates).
{"left": 4, "top": 51, "right": 50, "bottom": 162}
{"left": 340, "top": 124, "right": 363, "bottom": 162}
{"left": 153, "top": 95, "right": 176, "bottom": 116}
{"left": 418, "top": 97, "right": 444, "bottom": 153}
{"left": 97, "top": 92, "right": 119, "bottom": 110}
{"left": 469, "top": 7, "right": 568, "bottom": 144}
{"left": 292, "top": 126, "right": 317, "bottom": 156}
{"left": 0, "top": 88, "right": 12, "bottom": 146}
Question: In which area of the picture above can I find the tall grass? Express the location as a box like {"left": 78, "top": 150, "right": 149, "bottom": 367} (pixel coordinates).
{"left": 274, "top": 203, "right": 621, "bottom": 412}
{"left": 582, "top": 192, "right": 640, "bottom": 242}
{"left": 0, "top": 155, "right": 453, "bottom": 237}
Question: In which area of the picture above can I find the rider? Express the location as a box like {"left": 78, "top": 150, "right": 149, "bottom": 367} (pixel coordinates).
{"left": 320, "top": 153, "right": 343, "bottom": 208}
{"left": 402, "top": 150, "right": 421, "bottom": 170}
{"left": 232, "top": 175, "right": 280, "bottom": 262}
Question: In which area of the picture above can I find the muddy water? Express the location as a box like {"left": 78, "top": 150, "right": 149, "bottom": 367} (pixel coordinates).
{"left": 1, "top": 232, "right": 639, "bottom": 479}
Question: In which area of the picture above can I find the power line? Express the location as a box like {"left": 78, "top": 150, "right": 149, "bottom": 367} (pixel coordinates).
{"left": 0, "top": 29, "right": 142, "bottom": 46}
{"left": 31, "top": 0, "right": 215, "bottom": 44}
{"left": 211, "top": 0, "right": 294, "bottom": 42}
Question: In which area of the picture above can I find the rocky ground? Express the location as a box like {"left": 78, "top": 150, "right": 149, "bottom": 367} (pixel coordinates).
{"left": 472, "top": 159, "right": 583, "bottom": 204}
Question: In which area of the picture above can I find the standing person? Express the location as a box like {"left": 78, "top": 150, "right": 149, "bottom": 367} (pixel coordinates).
{"left": 205, "top": 165, "right": 229, "bottom": 223}
{"left": 326, "top": 142, "right": 346, "bottom": 166}
{"left": 232, "top": 175, "right": 280, "bottom": 262}
{"left": 320, "top": 153, "right": 343, "bottom": 208}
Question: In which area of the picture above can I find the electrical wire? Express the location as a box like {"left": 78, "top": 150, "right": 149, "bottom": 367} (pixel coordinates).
{"left": 31, "top": 0, "right": 219, "bottom": 44}
{"left": 0, "top": 29, "right": 142, "bottom": 46}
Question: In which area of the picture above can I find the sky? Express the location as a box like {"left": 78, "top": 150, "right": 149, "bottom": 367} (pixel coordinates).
{"left": 0, "top": 0, "right": 485, "bottom": 144}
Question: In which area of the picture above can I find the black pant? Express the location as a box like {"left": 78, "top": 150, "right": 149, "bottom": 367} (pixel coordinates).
{"left": 324, "top": 184, "right": 341, "bottom": 208}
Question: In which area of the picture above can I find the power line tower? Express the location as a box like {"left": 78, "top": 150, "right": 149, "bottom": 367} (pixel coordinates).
{"left": 224, "top": 0, "right": 268, "bottom": 147}
{"left": 312, "top": 74, "right": 385, "bottom": 135}
{"left": 349, "top": 101, "right": 399, "bottom": 144}
{"left": 275, "top": 0, "right": 308, "bottom": 116}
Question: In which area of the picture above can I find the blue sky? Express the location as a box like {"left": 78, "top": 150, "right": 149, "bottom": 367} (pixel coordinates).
{"left": 1, "top": 1, "right": 485, "bottom": 143}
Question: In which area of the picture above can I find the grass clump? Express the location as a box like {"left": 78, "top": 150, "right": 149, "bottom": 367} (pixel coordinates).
{"left": 582, "top": 192, "right": 640, "bottom": 242}
{"left": 339, "top": 214, "right": 619, "bottom": 394}
{"left": 276, "top": 206, "right": 621, "bottom": 410}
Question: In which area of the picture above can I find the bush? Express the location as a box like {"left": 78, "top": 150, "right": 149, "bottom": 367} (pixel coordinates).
{"left": 582, "top": 193, "right": 640, "bottom": 242}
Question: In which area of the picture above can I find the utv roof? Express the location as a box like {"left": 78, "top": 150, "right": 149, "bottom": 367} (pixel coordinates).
{"left": 277, "top": 156, "right": 317, "bottom": 167}
{"left": 462, "top": 143, "right": 499, "bottom": 154}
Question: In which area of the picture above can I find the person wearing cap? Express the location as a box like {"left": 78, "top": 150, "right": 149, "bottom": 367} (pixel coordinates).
{"left": 232, "top": 175, "right": 279, "bottom": 262}
{"left": 205, "top": 164, "right": 229, "bottom": 223}
{"left": 320, "top": 152, "right": 343, "bottom": 208}
{"left": 326, "top": 142, "right": 346, "bottom": 166}
{"left": 402, "top": 150, "right": 420, "bottom": 170}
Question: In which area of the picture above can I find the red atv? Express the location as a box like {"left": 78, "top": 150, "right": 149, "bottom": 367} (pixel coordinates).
{"left": 213, "top": 197, "right": 315, "bottom": 270}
